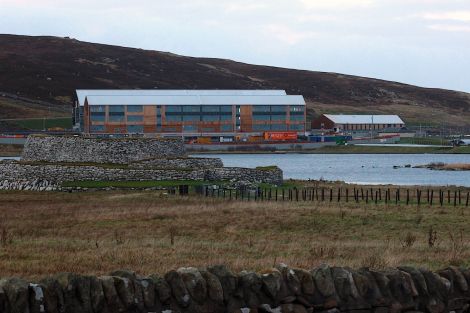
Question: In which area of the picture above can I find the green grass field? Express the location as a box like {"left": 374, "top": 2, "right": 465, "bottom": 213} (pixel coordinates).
{"left": 11, "top": 117, "right": 72, "bottom": 130}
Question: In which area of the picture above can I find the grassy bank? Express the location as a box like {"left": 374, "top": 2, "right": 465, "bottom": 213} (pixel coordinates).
{"left": 0, "top": 144, "right": 23, "bottom": 156}
{"left": 0, "top": 190, "right": 469, "bottom": 279}
{"left": 8, "top": 117, "right": 72, "bottom": 130}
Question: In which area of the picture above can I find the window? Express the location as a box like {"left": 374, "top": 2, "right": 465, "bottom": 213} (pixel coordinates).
{"left": 289, "top": 124, "right": 304, "bottom": 131}
{"left": 221, "top": 125, "right": 233, "bottom": 132}
{"left": 127, "top": 115, "right": 143, "bottom": 122}
{"left": 165, "top": 106, "right": 182, "bottom": 112}
{"left": 90, "top": 125, "right": 105, "bottom": 132}
{"left": 202, "top": 106, "right": 220, "bottom": 112}
{"left": 271, "top": 124, "right": 287, "bottom": 131}
{"left": 183, "top": 115, "right": 200, "bottom": 122}
{"left": 183, "top": 125, "right": 198, "bottom": 132}
{"left": 290, "top": 114, "right": 304, "bottom": 121}
{"left": 220, "top": 106, "right": 232, "bottom": 112}
{"left": 90, "top": 105, "right": 105, "bottom": 112}
{"left": 201, "top": 127, "right": 216, "bottom": 132}
{"left": 252, "top": 105, "right": 270, "bottom": 113}
{"left": 109, "top": 105, "right": 125, "bottom": 112}
{"left": 290, "top": 105, "right": 304, "bottom": 112}
{"left": 220, "top": 115, "right": 232, "bottom": 121}
{"left": 252, "top": 124, "right": 271, "bottom": 131}
{"left": 183, "top": 106, "right": 200, "bottom": 112}
{"left": 90, "top": 112, "right": 105, "bottom": 122}
{"left": 271, "top": 114, "right": 286, "bottom": 121}
{"left": 202, "top": 115, "right": 219, "bottom": 122}
{"left": 166, "top": 115, "right": 182, "bottom": 122}
{"left": 271, "top": 105, "right": 286, "bottom": 112}
{"left": 127, "top": 125, "right": 144, "bottom": 133}
{"left": 127, "top": 105, "right": 143, "bottom": 113}
{"left": 109, "top": 113, "right": 125, "bottom": 122}
{"left": 253, "top": 115, "right": 271, "bottom": 121}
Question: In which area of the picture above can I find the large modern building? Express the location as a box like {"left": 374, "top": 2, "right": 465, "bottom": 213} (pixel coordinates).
{"left": 74, "top": 90, "right": 306, "bottom": 138}
{"left": 311, "top": 114, "right": 405, "bottom": 132}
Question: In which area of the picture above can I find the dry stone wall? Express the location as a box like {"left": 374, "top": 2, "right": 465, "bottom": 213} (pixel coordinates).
{"left": 21, "top": 135, "right": 186, "bottom": 164}
{"left": 1, "top": 264, "right": 470, "bottom": 313}
{"left": 130, "top": 157, "right": 224, "bottom": 170}
{"left": 0, "top": 161, "right": 283, "bottom": 190}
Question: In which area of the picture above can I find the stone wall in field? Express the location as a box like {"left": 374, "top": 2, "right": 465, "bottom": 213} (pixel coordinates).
{"left": 1, "top": 264, "right": 470, "bottom": 313}
{"left": 0, "top": 161, "right": 283, "bottom": 190}
{"left": 129, "top": 157, "right": 224, "bottom": 170}
{"left": 21, "top": 135, "right": 186, "bottom": 164}
{"left": 206, "top": 167, "right": 283, "bottom": 186}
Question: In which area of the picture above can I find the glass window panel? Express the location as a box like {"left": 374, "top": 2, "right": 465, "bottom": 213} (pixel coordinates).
{"left": 165, "top": 115, "right": 182, "bottom": 122}
{"left": 290, "top": 114, "right": 304, "bottom": 121}
{"left": 90, "top": 105, "right": 105, "bottom": 112}
{"left": 290, "top": 105, "right": 304, "bottom": 112}
{"left": 109, "top": 113, "right": 125, "bottom": 122}
{"left": 109, "top": 105, "right": 125, "bottom": 112}
{"left": 183, "top": 125, "right": 198, "bottom": 132}
{"left": 127, "top": 115, "right": 143, "bottom": 122}
{"left": 271, "top": 105, "right": 286, "bottom": 112}
{"left": 202, "top": 106, "right": 220, "bottom": 112}
{"left": 252, "top": 105, "right": 270, "bottom": 113}
{"left": 90, "top": 112, "right": 105, "bottom": 122}
{"left": 182, "top": 106, "right": 200, "bottom": 112}
{"left": 271, "top": 124, "right": 288, "bottom": 131}
{"left": 252, "top": 124, "right": 271, "bottom": 131}
{"left": 183, "top": 115, "right": 200, "bottom": 122}
{"left": 127, "top": 125, "right": 144, "bottom": 133}
{"left": 127, "top": 105, "right": 143, "bottom": 112}
{"left": 220, "top": 106, "right": 232, "bottom": 112}
{"left": 165, "top": 106, "right": 182, "bottom": 112}
{"left": 201, "top": 127, "right": 216, "bottom": 132}
{"left": 90, "top": 125, "right": 105, "bottom": 132}
{"left": 270, "top": 114, "right": 286, "bottom": 121}
{"left": 202, "top": 115, "right": 219, "bottom": 122}
{"left": 253, "top": 115, "right": 271, "bottom": 121}
{"left": 289, "top": 124, "right": 305, "bottom": 131}
{"left": 220, "top": 115, "right": 232, "bottom": 121}
{"left": 163, "top": 127, "right": 177, "bottom": 132}
{"left": 221, "top": 125, "right": 233, "bottom": 132}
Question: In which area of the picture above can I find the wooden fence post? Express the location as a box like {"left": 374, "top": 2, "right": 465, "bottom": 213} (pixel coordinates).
{"left": 406, "top": 189, "right": 410, "bottom": 205}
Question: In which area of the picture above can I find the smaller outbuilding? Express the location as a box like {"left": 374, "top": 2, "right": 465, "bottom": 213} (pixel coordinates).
{"left": 312, "top": 114, "right": 405, "bottom": 132}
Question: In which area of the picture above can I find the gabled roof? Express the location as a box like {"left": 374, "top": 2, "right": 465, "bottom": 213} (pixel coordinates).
{"left": 85, "top": 94, "right": 306, "bottom": 106}
{"left": 324, "top": 114, "right": 404, "bottom": 125}
{"left": 76, "top": 89, "right": 288, "bottom": 106}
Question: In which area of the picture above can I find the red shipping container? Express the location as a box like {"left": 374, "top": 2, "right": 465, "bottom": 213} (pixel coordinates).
{"left": 264, "top": 132, "right": 298, "bottom": 141}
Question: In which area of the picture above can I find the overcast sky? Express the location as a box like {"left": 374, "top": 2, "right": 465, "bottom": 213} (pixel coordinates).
{"left": 1, "top": 0, "right": 469, "bottom": 92}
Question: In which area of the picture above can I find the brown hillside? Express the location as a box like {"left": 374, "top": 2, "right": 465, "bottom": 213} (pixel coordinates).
{"left": 1, "top": 34, "right": 469, "bottom": 127}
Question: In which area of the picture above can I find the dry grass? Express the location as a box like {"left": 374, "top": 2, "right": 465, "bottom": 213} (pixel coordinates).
{"left": 0, "top": 190, "right": 469, "bottom": 279}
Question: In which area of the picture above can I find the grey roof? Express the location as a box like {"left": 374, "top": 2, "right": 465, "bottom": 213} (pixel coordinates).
{"left": 324, "top": 114, "right": 404, "bottom": 125}
{"left": 85, "top": 94, "right": 306, "bottom": 106}
{"left": 76, "top": 89, "right": 288, "bottom": 106}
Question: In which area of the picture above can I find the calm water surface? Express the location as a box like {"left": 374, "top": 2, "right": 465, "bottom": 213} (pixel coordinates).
{"left": 192, "top": 154, "right": 470, "bottom": 187}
